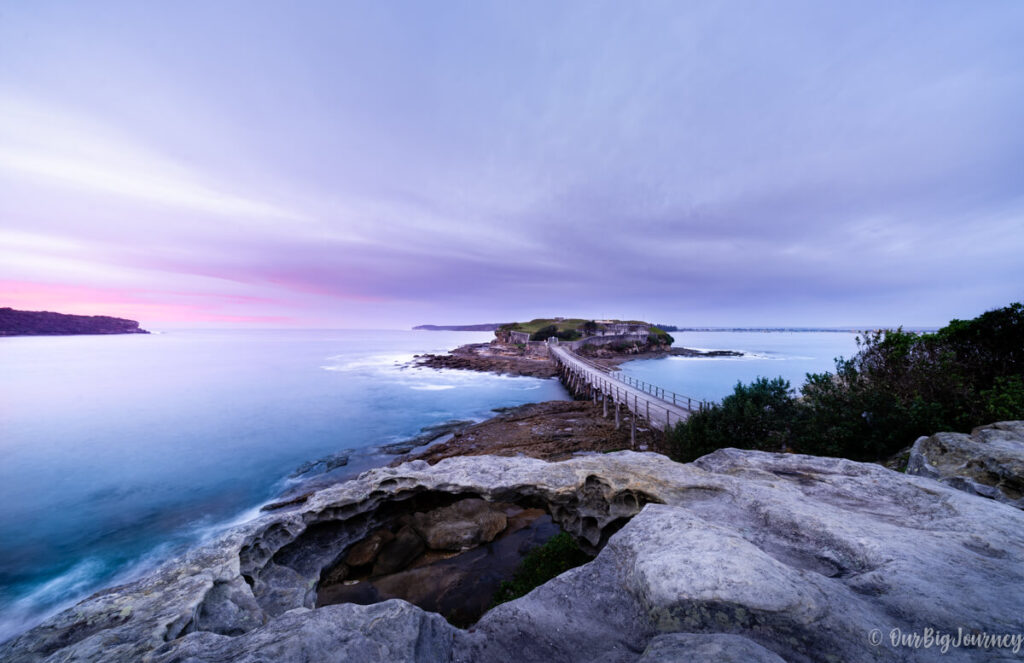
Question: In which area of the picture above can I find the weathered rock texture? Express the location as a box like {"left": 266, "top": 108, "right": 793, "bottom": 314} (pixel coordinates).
{"left": 411, "top": 498, "right": 507, "bottom": 551}
{"left": 412, "top": 343, "right": 556, "bottom": 378}
{"left": 395, "top": 401, "right": 666, "bottom": 466}
{"left": 907, "top": 420, "right": 1024, "bottom": 509}
{"left": 3, "top": 446, "right": 1023, "bottom": 662}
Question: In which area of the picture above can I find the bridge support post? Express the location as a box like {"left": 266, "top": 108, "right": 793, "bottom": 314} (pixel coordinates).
{"left": 630, "top": 414, "right": 636, "bottom": 448}
{"left": 603, "top": 392, "right": 608, "bottom": 418}
{"left": 615, "top": 400, "right": 620, "bottom": 430}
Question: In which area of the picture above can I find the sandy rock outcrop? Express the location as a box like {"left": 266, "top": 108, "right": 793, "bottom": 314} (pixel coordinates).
{"left": 3, "top": 440, "right": 1023, "bottom": 663}
{"left": 907, "top": 420, "right": 1024, "bottom": 509}
{"left": 411, "top": 498, "right": 507, "bottom": 551}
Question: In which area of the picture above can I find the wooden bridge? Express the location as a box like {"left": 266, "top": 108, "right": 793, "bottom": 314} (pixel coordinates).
{"left": 548, "top": 340, "right": 710, "bottom": 444}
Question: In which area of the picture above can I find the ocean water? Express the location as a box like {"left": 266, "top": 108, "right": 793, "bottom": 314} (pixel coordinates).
{"left": 0, "top": 328, "right": 861, "bottom": 642}
{"left": 618, "top": 331, "right": 862, "bottom": 403}
{"left": 0, "top": 329, "right": 567, "bottom": 642}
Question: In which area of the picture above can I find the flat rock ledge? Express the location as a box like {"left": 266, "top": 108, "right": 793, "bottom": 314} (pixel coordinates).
{"left": 3, "top": 447, "right": 1024, "bottom": 663}
{"left": 907, "top": 420, "right": 1024, "bottom": 509}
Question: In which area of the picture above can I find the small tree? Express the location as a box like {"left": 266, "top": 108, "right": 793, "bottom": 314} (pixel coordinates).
{"left": 669, "top": 377, "right": 798, "bottom": 462}
{"left": 530, "top": 324, "right": 558, "bottom": 341}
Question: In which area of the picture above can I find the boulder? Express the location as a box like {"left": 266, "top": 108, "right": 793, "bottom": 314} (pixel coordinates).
{"left": 155, "top": 600, "right": 453, "bottom": 663}
{"left": 372, "top": 526, "right": 425, "bottom": 576}
{"left": 3, "top": 430, "right": 1024, "bottom": 663}
{"left": 345, "top": 528, "right": 395, "bottom": 567}
{"left": 638, "top": 633, "right": 787, "bottom": 663}
{"left": 907, "top": 420, "right": 1024, "bottom": 508}
{"left": 412, "top": 498, "right": 508, "bottom": 551}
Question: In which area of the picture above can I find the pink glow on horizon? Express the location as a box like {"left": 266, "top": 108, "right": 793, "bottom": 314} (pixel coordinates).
{"left": 1, "top": 281, "right": 296, "bottom": 325}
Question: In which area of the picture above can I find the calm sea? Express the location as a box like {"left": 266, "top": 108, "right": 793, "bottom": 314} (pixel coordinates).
{"left": 621, "top": 330, "right": 861, "bottom": 403}
{"left": 0, "top": 328, "right": 860, "bottom": 642}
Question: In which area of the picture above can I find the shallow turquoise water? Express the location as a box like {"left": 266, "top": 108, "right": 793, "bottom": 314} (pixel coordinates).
{"left": 0, "top": 329, "right": 568, "bottom": 641}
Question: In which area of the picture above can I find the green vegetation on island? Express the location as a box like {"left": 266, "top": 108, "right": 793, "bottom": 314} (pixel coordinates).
{"left": 669, "top": 302, "right": 1024, "bottom": 464}
{"left": 497, "top": 318, "right": 675, "bottom": 344}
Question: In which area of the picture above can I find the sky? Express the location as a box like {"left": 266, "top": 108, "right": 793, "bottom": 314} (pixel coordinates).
{"left": 1, "top": 1, "right": 1022, "bottom": 329}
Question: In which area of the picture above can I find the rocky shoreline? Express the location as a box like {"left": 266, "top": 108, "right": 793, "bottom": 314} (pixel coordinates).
{"left": 4, "top": 437, "right": 1023, "bottom": 662}
{"left": 7, "top": 334, "right": 1022, "bottom": 662}
{"left": 411, "top": 342, "right": 558, "bottom": 378}
{"left": 391, "top": 400, "right": 669, "bottom": 467}
{"left": 411, "top": 341, "right": 743, "bottom": 378}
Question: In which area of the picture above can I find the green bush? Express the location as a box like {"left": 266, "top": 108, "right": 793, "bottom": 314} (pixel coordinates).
{"left": 981, "top": 375, "right": 1024, "bottom": 422}
{"left": 669, "top": 377, "right": 798, "bottom": 462}
{"left": 529, "top": 325, "right": 581, "bottom": 342}
{"left": 491, "top": 532, "right": 592, "bottom": 607}
{"left": 669, "top": 302, "right": 1024, "bottom": 462}
{"left": 530, "top": 324, "right": 558, "bottom": 341}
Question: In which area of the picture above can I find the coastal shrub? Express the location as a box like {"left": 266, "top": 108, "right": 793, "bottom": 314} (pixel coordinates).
{"left": 669, "top": 302, "right": 1024, "bottom": 463}
{"left": 669, "top": 377, "right": 800, "bottom": 462}
{"left": 490, "top": 532, "right": 592, "bottom": 607}
{"left": 981, "top": 375, "right": 1024, "bottom": 422}
{"left": 649, "top": 326, "right": 675, "bottom": 345}
{"left": 530, "top": 325, "right": 558, "bottom": 341}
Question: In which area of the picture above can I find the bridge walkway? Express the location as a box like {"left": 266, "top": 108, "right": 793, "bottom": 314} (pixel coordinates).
{"left": 548, "top": 341, "right": 709, "bottom": 437}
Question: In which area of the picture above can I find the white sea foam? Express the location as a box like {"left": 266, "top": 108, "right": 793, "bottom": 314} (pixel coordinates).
{"left": 409, "top": 384, "right": 456, "bottom": 391}
{"left": 0, "top": 546, "right": 173, "bottom": 645}
{"left": 0, "top": 560, "right": 104, "bottom": 643}
{"left": 667, "top": 351, "right": 793, "bottom": 361}
{"left": 321, "top": 353, "right": 417, "bottom": 372}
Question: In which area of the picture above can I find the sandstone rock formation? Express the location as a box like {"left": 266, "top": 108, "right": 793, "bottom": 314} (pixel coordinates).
{"left": 3, "top": 445, "right": 1023, "bottom": 662}
{"left": 907, "top": 420, "right": 1024, "bottom": 509}
{"left": 411, "top": 498, "right": 507, "bottom": 551}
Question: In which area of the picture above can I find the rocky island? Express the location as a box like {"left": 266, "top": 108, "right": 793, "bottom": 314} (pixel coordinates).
{"left": 0, "top": 307, "right": 149, "bottom": 336}
{"left": 412, "top": 317, "right": 740, "bottom": 377}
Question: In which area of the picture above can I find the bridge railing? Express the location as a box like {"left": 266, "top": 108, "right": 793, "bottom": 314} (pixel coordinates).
{"left": 548, "top": 341, "right": 709, "bottom": 412}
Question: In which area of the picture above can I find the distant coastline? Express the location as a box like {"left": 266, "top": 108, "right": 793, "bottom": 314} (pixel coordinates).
{"left": 413, "top": 323, "right": 508, "bottom": 331}
{"left": 0, "top": 307, "right": 149, "bottom": 336}
{"left": 414, "top": 322, "right": 939, "bottom": 334}
{"left": 673, "top": 326, "right": 939, "bottom": 333}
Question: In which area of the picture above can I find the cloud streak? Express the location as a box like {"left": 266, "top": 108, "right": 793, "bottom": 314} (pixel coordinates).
{"left": 1, "top": 1, "right": 1022, "bottom": 328}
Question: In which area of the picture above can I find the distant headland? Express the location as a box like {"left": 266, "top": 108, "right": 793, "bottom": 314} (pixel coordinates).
{"left": 0, "top": 307, "right": 149, "bottom": 336}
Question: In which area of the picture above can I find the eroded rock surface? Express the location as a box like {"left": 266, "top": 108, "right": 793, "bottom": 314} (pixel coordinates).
{"left": 907, "top": 420, "right": 1024, "bottom": 508}
{"left": 395, "top": 400, "right": 666, "bottom": 466}
{"left": 4, "top": 445, "right": 1024, "bottom": 663}
{"left": 412, "top": 498, "right": 507, "bottom": 551}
